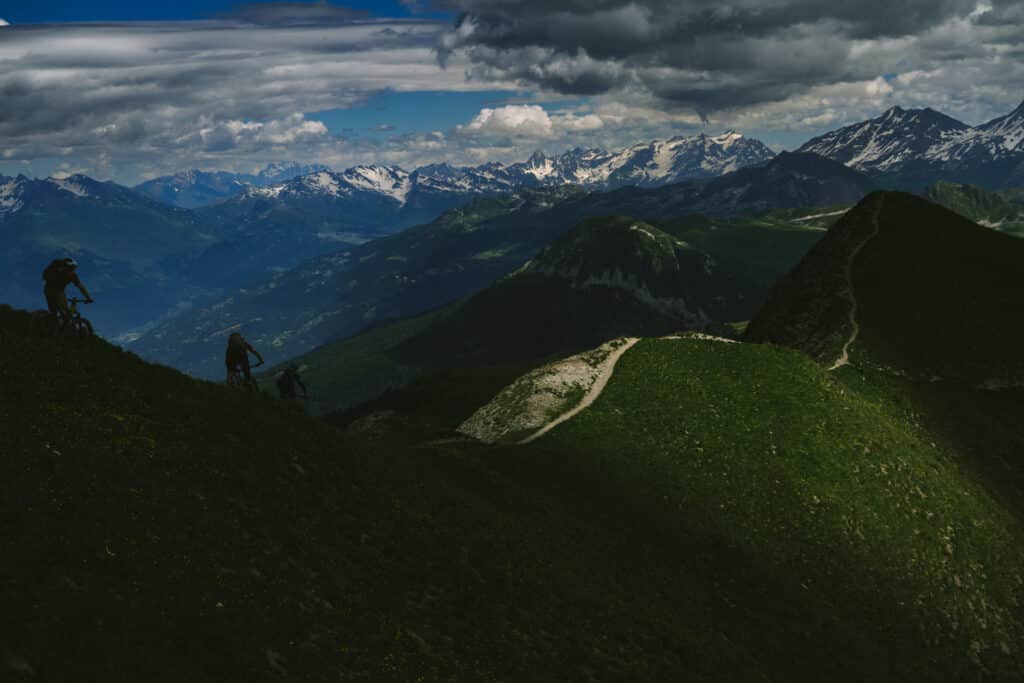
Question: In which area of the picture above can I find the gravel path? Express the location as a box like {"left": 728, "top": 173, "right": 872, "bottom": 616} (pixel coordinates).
{"left": 518, "top": 337, "right": 640, "bottom": 444}
{"left": 830, "top": 196, "right": 885, "bottom": 371}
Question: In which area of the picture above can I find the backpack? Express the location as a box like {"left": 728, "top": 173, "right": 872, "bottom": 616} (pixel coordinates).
{"left": 228, "top": 332, "right": 247, "bottom": 350}
{"left": 42, "top": 259, "right": 65, "bottom": 284}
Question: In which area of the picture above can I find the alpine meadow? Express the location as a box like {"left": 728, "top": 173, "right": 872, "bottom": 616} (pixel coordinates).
{"left": 2, "top": 1, "right": 1023, "bottom": 681}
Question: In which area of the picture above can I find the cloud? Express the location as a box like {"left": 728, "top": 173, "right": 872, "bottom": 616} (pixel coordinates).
{"left": 0, "top": 18, "right": 513, "bottom": 181}
{"left": 458, "top": 105, "right": 555, "bottom": 137}
{"left": 457, "top": 104, "right": 604, "bottom": 138}
{"left": 180, "top": 114, "right": 329, "bottom": 152}
{"left": 0, "top": 19, "right": 9, "bottom": 27}
{"left": 4, "top": 3, "right": 1023, "bottom": 183}
{"left": 432, "top": 0, "right": 1024, "bottom": 121}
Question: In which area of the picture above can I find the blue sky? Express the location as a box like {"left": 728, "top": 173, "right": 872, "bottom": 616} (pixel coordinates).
{"left": 0, "top": 0, "right": 445, "bottom": 23}
{"left": 310, "top": 90, "right": 582, "bottom": 139}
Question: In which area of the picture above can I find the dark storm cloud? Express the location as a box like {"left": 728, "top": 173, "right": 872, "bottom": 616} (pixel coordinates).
{"left": 433, "top": 0, "right": 1023, "bottom": 113}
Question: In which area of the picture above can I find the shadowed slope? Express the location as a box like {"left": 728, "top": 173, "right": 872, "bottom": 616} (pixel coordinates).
{"left": 745, "top": 191, "right": 1024, "bottom": 385}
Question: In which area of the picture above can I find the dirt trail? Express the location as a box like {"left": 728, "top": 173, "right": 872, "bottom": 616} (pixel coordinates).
{"left": 518, "top": 333, "right": 736, "bottom": 444}
{"left": 829, "top": 196, "right": 885, "bottom": 371}
{"left": 518, "top": 338, "right": 640, "bottom": 444}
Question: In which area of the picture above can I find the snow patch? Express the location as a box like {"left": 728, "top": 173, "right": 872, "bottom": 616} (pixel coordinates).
{"left": 0, "top": 178, "right": 23, "bottom": 213}
{"left": 628, "top": 223, "right": 660, "bottom": 242}
{"left": 250, "top": 185, "right": 285, "bottom": 198}
{"left": 342, "top": 166, "right": 412, "bottom": 204}
{"left": 791, "top": 209, "right": 849, "bottom": 222}
{"left": 49, "top": 177, "right": 92, "bottom": 198}
{"left": 305, "top": 171, "right": 341, "bottom": 195}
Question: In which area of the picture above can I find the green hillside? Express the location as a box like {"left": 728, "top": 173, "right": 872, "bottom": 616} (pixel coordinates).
{"left": 499, "top": 337, "right": 1024, "bottom": 680}
{"left": 0, "top": 305, "right": 761, "bottom": 681}
{"left": 924, "top": 181, "right": 1024, "bottom": 237}
{"left": 263, "top": 214, "right": 821, "bottom": 416}
{"left": 6, "top": 284, "right": 1024, "bottom": 681}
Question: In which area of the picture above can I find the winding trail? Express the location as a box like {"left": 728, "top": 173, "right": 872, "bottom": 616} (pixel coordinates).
{"left": 518, "top": 338, "right": 640, "bottom": 444}
{"left": 829, "top": 196, "right": 885, "bottom": 371}
{"left": 517, "top": 333, "right": 739, "bottom": 444}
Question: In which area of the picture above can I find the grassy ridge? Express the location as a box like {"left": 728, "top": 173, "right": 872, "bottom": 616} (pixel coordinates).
{"left": 524, "top": 337, "right": 1024, "bottom": 680}
{"left": 924, "top": 181, "right": 1024, "bottom": 237}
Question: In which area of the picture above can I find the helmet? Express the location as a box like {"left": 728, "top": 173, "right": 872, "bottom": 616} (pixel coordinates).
{"left": 63, "top": 257, "right": 78, "bottom": 268}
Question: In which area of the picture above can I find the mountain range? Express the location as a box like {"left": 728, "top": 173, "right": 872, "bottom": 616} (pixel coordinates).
{"left": 134, "top": 131, "right": 776, "bottom": 209}
{"left": 133, "top": 162, "right": 330, "bottom": 208}
{"left": 130, "top": 152, "right": 869, "bottom": 379}
{"left": 0, "top": 131, "right": 778, "bottom": 336}
{"left": 798, "top": 100, "right": 1024, "bottom": 189}
{"left": 7, "top": 99, "right": 1024, "bottom": 343}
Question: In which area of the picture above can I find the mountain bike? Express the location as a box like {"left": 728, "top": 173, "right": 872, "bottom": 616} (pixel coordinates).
{"left": 53, "top": 298, "right": 94, "bottom": 338}
{"left": 227, "top": 360, "right": 264, "bottom": 392}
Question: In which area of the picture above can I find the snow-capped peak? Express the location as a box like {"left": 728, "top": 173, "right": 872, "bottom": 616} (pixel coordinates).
{"left": 976, "top": 100, "right": 1024, "bottom": 152}
{"left": 798, "top": 105, "right": 970, "bottom": 171}
{"left": 709, "top": 130, "right": 745, "bottom": 149}
{"left": 339, "top": 165, "right": 412, "bottom": 204}
{"left": 222, "top": 131, "right": 775, "bottom": 209}
{"left": 247, "top": 184, "right": 286, "bottom": 199}
{"left": 0, "top": 176, "right": 25, "bottom": 214}
{"left": 799, "top": 100, "right": 1024, "bottom": 172}
{"left": 303, "top": 171, "right": 342, "bottom": 195}
{"left": 48, "top": 176, "right": 93, "bottom": 198}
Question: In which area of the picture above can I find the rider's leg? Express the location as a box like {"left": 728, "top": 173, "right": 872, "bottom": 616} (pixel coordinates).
{"left": 45, "top": 287, "right": 68, "bottom": 317}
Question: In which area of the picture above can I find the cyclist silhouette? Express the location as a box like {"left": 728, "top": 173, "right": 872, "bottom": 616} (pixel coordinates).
{"left": 276, "top": 364, "right": 307, "bottom": 401}
{"left": 225, "top": 332, "right": 264, "bottom": 385}
{"left": 43, "top": 258, "right": 93, "bottom": 317}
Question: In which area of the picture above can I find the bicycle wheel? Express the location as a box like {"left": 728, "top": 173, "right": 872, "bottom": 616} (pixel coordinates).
{"left": 72, "top": 318, "right": 93, "bottom": 338}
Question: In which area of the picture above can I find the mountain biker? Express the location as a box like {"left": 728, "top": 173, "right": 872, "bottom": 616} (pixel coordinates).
{"left": 225, "top": 332, "right": 264, "bottom": 384}
{"left": 42, "top": 258, "right": 93, "bottom": 317}
{"left": 276, "top": 364, "right": 307, "bottom": 401}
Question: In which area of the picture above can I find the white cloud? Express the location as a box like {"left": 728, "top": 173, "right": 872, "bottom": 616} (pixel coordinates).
{"left": 0, "top": 19, "right": 9, "bottom": 27}
{"left": 552, "top": 111, "right": 604, "bottom": 132}
{"left": 458, "top": 105, "right": 555, "bottom": 137}
{"left": 189, "top": 114, "right": 328, "bottom": 151}
{"left": 457, "top": 104, "right": 605, "bottom": 139}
